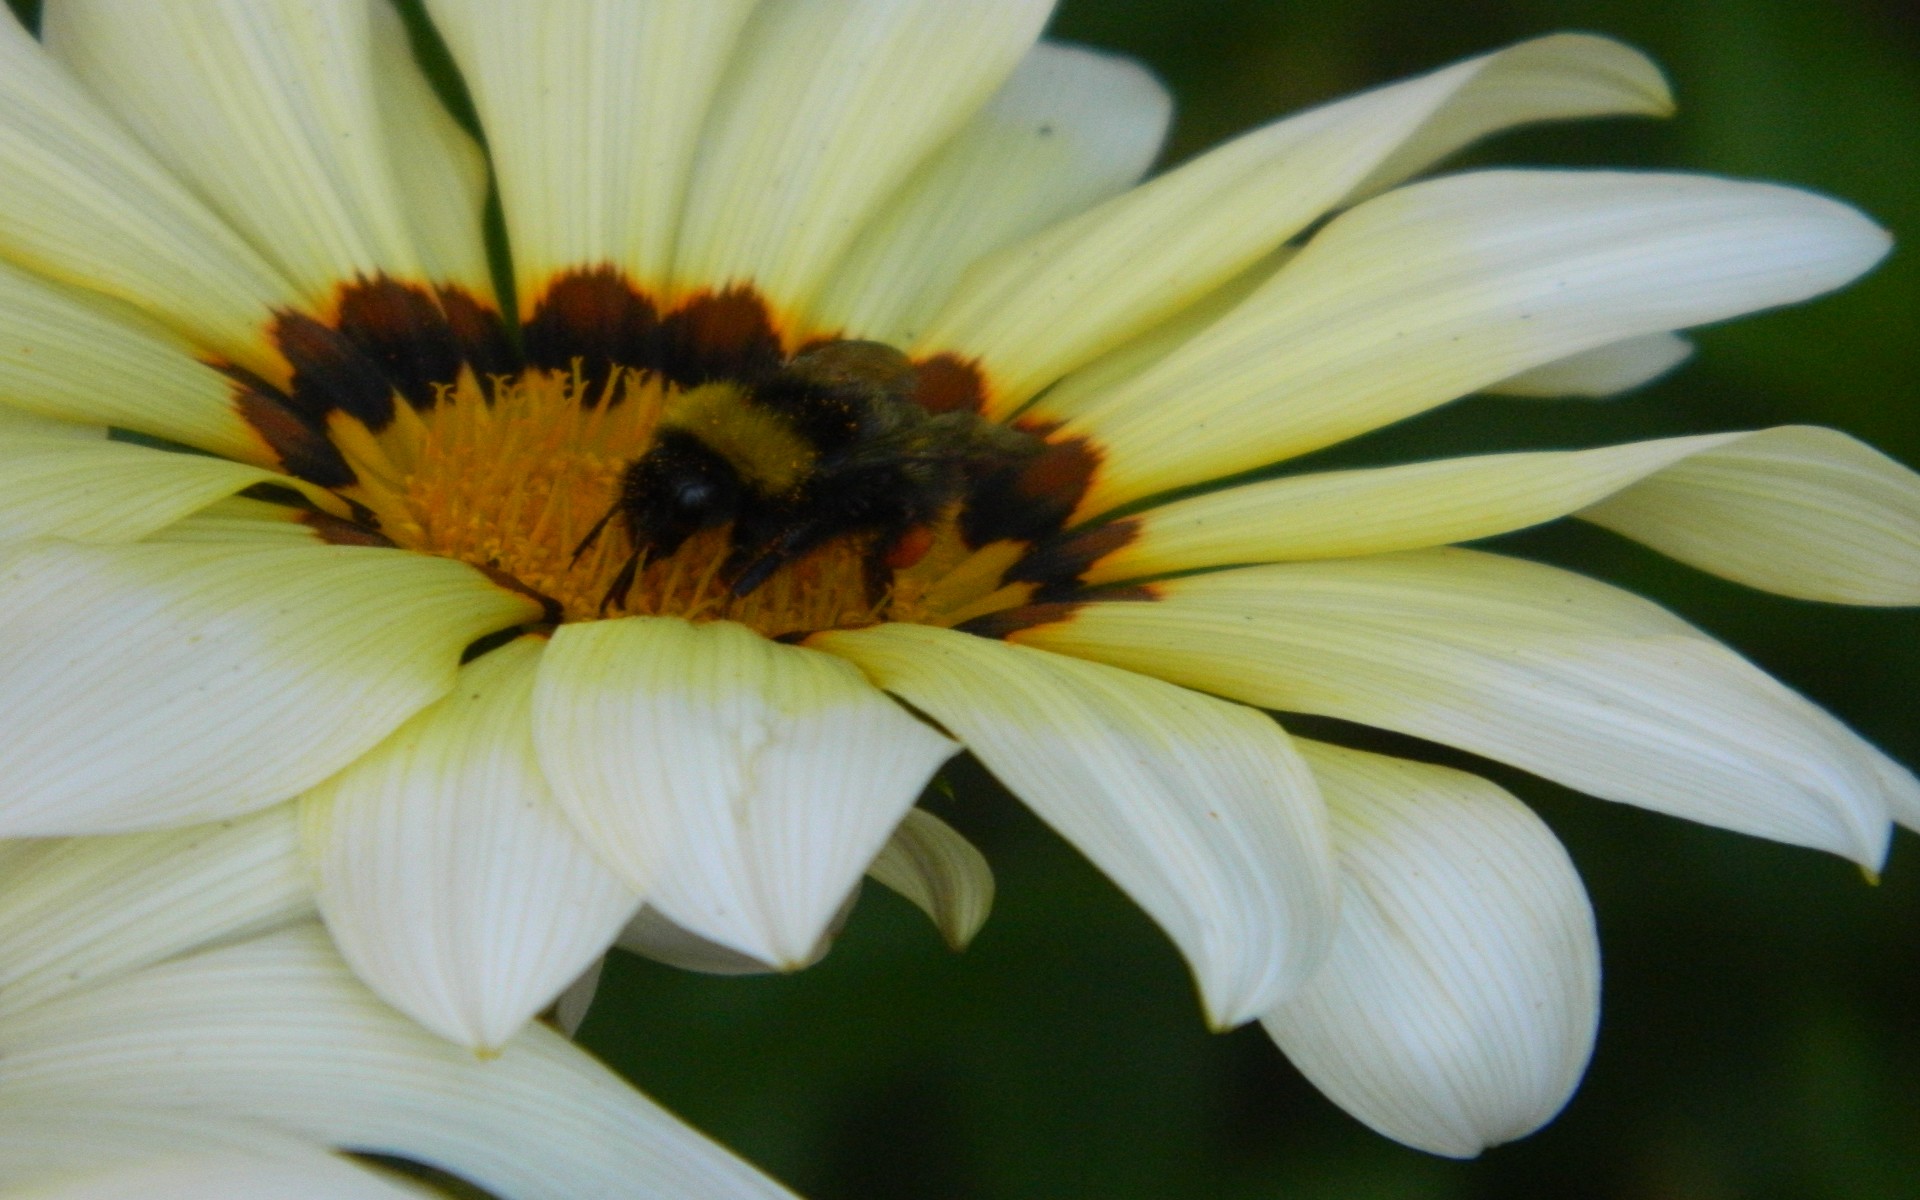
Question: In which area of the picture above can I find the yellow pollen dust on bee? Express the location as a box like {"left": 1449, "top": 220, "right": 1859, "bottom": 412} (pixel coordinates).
{"left": 333, "top": 365, "right": 886, "bottom": 635}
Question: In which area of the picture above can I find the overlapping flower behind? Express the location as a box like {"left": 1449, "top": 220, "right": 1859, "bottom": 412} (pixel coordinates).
{"left": 0, "top": 0, "right": 1915, "bottom": 1163}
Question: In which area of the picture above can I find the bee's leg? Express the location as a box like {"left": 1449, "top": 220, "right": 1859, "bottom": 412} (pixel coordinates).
{"left": 570, "top": 501, "right": 622, "bottom": 564}
{"left": 726, "top": 547, "right": 790, "bottom": 598}
{"left": 598, "top": 551, "right": 642, "bottom": 613}
{"left": 726, "top": 518, "right": 843, "bottom": 597}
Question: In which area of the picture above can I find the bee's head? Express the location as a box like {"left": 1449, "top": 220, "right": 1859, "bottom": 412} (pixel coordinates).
{"left": 618, "top": 429, "right": 745, "bottom": 558}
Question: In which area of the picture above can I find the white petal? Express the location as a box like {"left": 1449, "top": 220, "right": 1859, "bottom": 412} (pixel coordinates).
{"left": 425, "top": 0, "right": 758, "bottom": 305}
{"left": 0, "top": 437, "right": 285, "bottom": 545}
{"left": 0, "top": 406, "right": 103, "bottom": 440}
{"left": 0, "top": 1104, "right": 276, "bottom": 1180}
{"left": 0, "top": 14, "right": 294, "bottom": 377}
{"left": 0, "top": 806, "right": 310, "bottom": 1021}
{"left": 866, "top": 808, "right": 995, "bottom": 952}
{"left": 1039, "top": 171, "right": 1891, "bottom": 521}
{"left": 0, "top": 925, "right": 797, "bottom": 1200}
{"left": 1016, "top": 548, "right": 1908, "bottom": 867}
{"left": 918, "top": 34, "right": 1672, "bottom": 416}
{"left": 617, "top": 907, "right": 787, "bottom": 978}
{"left": 816, "top": 622, "right": 1336, "bottom": 1026}
{"left": 304, "top": 637, "right": 642, "bottom": 1051}
{"left": 534, "top": 617, "right": 958, "bottom": 967}
{"left": 815, "top": 40, "right": 1171, "bottom": 346}
{"left": 1265, "top": 741, "right": 1599, "bottom": 1159}
{"left": 0, "top": 542, "right": 539, "bottom": 835}
{"left": 1486, "top": 331, "right": 1694, "bottom": 397}
{"left": 1346, "top": 32, "right": 1671, "bottom": 197}
{"left": 672, "top": 0, "right": 1051, "bottom": 317}
{"left": 0, "top": 1105, "right": 429, "bottom": 1199}
{"left": 1580, "top": 425, "right": 1920, "bottom": 605}
{"left": 1075, "top": 430, "right": 1754, "bottom": 583}
{"left": 551, "top": 959, "right": 604, "bottom": 1040}
{"left": 1076, "top": 427, "right": 1920, "bottom": 600}
{"left": 147, "top": 497, "right": 327, "bottom": 547}
{"left": 0, "top": 257, "right": 271, "bottom": 463}
{"left": 9, "top": 1159, "right": 421, "bottom": 1200}
{"left": 45, "top": 0, "right": 428, "bottom": 302}
{"left": 368, "top": 1, "right": 492, "bottom": 302}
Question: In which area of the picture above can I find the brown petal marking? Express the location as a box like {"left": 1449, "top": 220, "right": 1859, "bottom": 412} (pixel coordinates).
{"left": 521, "top": 273, "right": 788, "bottom": 395}
{"left": 297, "top": 509, "right": 396, "bottom": 547}
{"left": 521, "top": 266, "right": 660, "bottom": 397}
{"left": 330, "top": 277, "right": 467, "bottom": 411}
{"left": 270, "top": 308, "right": 397, "bottom": 429}
{"left": 960, "top": 424, "right": 1101, "bottom": 548}
{"left": 656, "top": 287, "right": 785, "bottom": 387}
{"left": 437, "top": 284, "right": 515, "bottom": 382}
{"left": 1006, "top": 518, "right": 1141, "bottom": 589}
{"left": 912, "top": 353, "right": 987, "bottom": 415}
{"left": 955, "top": 584, "right": 1161, "bottom": 640}
{"left": 231, "top": 385, "right": 355, "bottom": 487}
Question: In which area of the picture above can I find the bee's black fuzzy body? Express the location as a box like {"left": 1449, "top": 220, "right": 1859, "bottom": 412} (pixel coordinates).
{"left": 594, "top": 341, "right": 1039, "bottom": 602}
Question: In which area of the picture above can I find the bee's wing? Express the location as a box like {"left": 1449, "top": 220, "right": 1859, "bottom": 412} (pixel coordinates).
{"left": 821, "top": 412, "right": 1030, "bottom": 473}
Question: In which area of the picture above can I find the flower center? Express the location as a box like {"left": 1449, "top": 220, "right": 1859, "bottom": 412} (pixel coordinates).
{"left": 230, "top": 275, "right": 1103, "bottom": 639}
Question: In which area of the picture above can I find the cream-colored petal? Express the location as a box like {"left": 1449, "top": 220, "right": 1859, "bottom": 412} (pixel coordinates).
{"left": 45, "top": 0, "right": 426, "bottom": 304}
{"left": 425, "top": 0, "right": 758, "bottom": 306}
{"left": 551, "top": 959, "right": 604, "bottom": 1039}
{"left": 0, "top": 14, "right": 294, "bottom": 378}
{"left": 0, "top": 806, "right": 310, "bottom": 1021}
{"left": 147, "top": 497, "right": 326, "bottom": 547}
{"left": 918, "top": 34, "right": 1671, "bottom": 417}
{"left": 304, "top": 637, "right": 642, "bottom": 1052}
{"left": 1485, "top": 331, "right": 1693, "bottom": 398}
{"left": 1345, "top": 33, "right": 1671, "bottom": 198}
{"left": 672, "top": 0, "right": 1051, "bottom": 319}
{"left": 1580, "top": 425, "right": 1920, "bottom": 605}
{"left": 817, "top": 622, "right": 1336, "bottom": 1026}
{"left": 0, "top": 406, "right": 103, "bottom": 440}
{"left": 1041, "top": 171, "right": 1891, "bottom": 522}
{"left": 534, "top": 617, "right": 957, "bottom": 968}
{"left": 616, "top": 907, "right": 786, "bottom": 977}
{"left": 1081, "top": 426, "right": 1920, "bottom": 597}
{"left": 1023, "top": 246, "right": 1293, "bottom": 421}
{"left": 0, "top": 1105, "right": 276, "bottom": 1183}
{"left": 815, "top": 40, "right": 1171, "bottom": 346}
{"left": 7, "top": 1156, "right": 423, "bottom": 1200}
{"left": 1081, "top": 430, "right": 1777, "bottom": 584}
{"left": 867, "top": 808, "right": 995, "bottom": 952}
{"left": 0, "top": 1106, "right": 429, "bottom": 1199}
{"left": 0, "top": 257, "right": 271, "bottom": 463}
{"left": 1266, "top": 741, "right": 1599, "bottom": 1159}
{"left": 0, "top": 542, "right": 538, "bottom": 835}
{"left": 0, "top": 437, "right": 285, "bottom": 545}
{"left": 0, "top": 926, "right": 798, "bottom": 1200}
{"left": 368, "top": 0, "right": 492, "bottom": 301}
{"left": 1086, "top": 433, "right": 1733, "bottom": 582}
{"left": 1016, "top": 549, "right": 1908, "bottom": 867}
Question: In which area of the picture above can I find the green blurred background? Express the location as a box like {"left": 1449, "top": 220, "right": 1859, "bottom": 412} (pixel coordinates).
{"left": 11, "top": 1, "right": 1913, "bottom": 1196}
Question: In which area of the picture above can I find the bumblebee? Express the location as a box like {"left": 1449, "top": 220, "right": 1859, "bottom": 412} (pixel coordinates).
{"left": 579, "top": 340, "right": 1039, "bottom": 605}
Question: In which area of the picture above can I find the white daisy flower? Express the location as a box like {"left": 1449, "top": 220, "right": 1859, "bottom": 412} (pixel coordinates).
{"left": 0, "top": 0, "right": 1913, "bottom": 1158}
